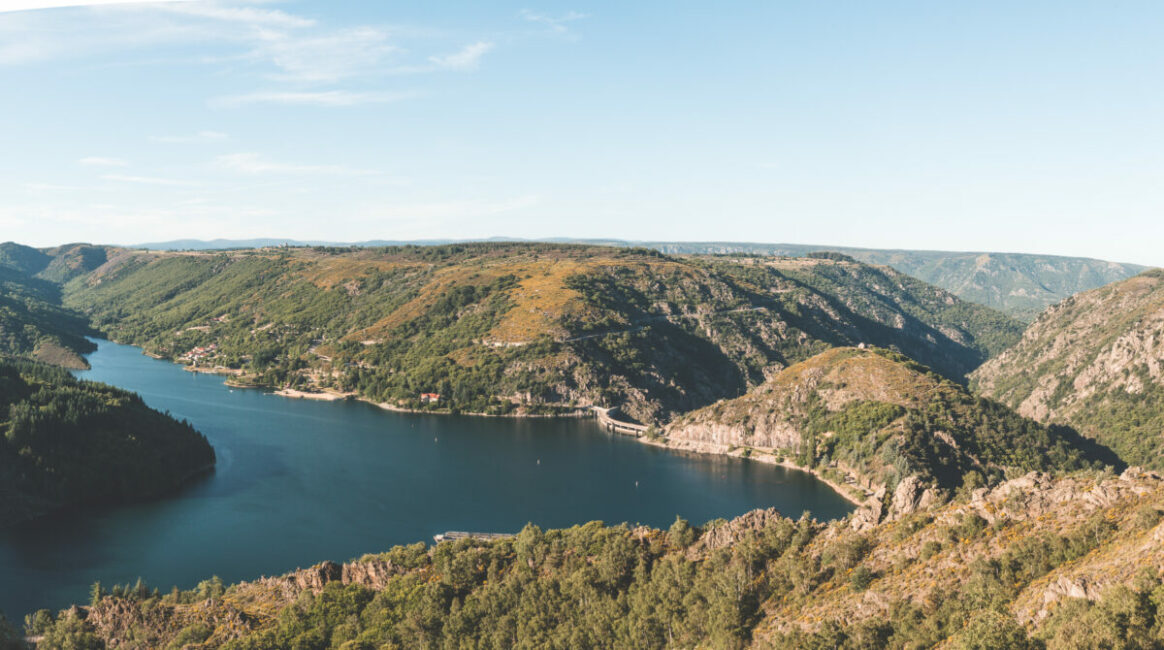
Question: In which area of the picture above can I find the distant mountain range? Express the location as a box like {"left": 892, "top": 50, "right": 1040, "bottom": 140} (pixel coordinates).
{"left": 130, "top": 238, "right": 1147, "bottom": 320}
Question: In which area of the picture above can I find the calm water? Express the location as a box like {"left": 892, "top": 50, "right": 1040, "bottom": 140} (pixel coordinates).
{"left": 0, "top": 339, "right": 852, "bottom": 618}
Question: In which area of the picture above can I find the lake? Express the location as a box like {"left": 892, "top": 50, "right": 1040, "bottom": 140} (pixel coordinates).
{"left": 0, "top": 339, "right": 853, "bottom": 619}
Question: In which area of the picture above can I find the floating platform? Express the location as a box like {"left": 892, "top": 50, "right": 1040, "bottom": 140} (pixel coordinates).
{"left": 433, "top": 531, "right": 515, "bottom": 543}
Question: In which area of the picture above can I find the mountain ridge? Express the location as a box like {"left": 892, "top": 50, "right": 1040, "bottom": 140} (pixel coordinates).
{"left": 58, "top": 243, "right": 1022, "bottom": 424}
{"left": 123, "top": 238, "right": 1146, "bottom": 320}
{"left": 973, "top": 268, "right": 1164, "bottom": 470}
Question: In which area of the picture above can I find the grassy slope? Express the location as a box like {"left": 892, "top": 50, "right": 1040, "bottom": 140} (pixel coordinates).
{"left": 973, "top": 269, "right": 1164, "bottom": 470}
{"left": 61, "top": 243, "right": 1022, "bottom": 423}
{"left": 124, "top": 239, "right": 1146, "bottom": 321}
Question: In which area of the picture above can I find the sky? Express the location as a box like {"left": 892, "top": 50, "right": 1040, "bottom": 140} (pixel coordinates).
{"left": 1, "top": 1, "right": 1163, "bottom": 264}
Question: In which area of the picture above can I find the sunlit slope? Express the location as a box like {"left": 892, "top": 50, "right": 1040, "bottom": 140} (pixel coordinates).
{"left": 974, "top": 268, "right": 1164, "bottom": 470}
{"left": 667, "top": 347, "right": 1111, "bottom": 509}
{"left": 63, "top": 243, "right": 1022, "bottom": 423}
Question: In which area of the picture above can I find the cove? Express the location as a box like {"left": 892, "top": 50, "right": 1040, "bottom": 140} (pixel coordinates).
{"left": 0, "top": 339, "right": 853, "bottom": 619}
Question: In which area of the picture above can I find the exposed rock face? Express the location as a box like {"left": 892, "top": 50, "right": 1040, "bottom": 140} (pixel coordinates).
{"left": 689, "top": 508, "right": 789, "bottom": 557}
{"left": 752, "top": 470, "right": 1164, "bottom": 643}
{"left": 256, "top": 557, "right": 404, "bottom": 599}
{"left": 973, "top": 269, "right": 1164, "bottom": 469}
{"left": 889, "top": 475, "right": 944, "bottom": 519}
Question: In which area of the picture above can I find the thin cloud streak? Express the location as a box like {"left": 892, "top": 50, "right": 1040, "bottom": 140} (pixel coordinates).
{"left": 209, "top": 90, "right": 418, "bottom": 108}
{"left": 216, "top": 152, "right": 378, "bottom": 176}
{"left": 428, "top": 41, "right": 493, "bottom": 71}
{"left": 101, "top": 173, "right": 197, "bottom": 186}
{"left": 518, "top": 9, "right": 588, "bottom": 34}
{"left": 151, "top": 130, "right": 229, "bottom": 143}
{"left": 0, "top": 0, "right": 190, "bottom": 13}
{"left": 158, "top": 3, "right": 316, "bottom": 29}
{"left": 79, "top": 156, "right": 127, "bottom": 166}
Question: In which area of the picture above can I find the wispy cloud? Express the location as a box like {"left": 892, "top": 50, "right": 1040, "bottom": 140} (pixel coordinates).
{"left": 159, "top": 3, "right": 316, "bottom": 29}
{"left": 79, "top": 156, "right": 127, "bottom": 167}
{"left": 251, "top": 26, "right": 400, "bottom": 83}
{"left": 518, "top": 9, "right": 588, "bottom": 34}
{"left": 25, "top": 182, "right": 94, "bottom": 192}
{"left": 0, "top": 0, "right": 189, "bottom": 13}
{"left": 151, "top": 130, "right": 229, "bottom": 144}
{"left": 216, "top": 152, "right": 378, "bottom": 176}
{"left": 428, "top": 41, "right": 494, "bottom": 71}
{"left": 102, "top": 173, "right": 196, "bottom": 186}
{"left": 209, "top": 90, "right": 418, "bottom": 108}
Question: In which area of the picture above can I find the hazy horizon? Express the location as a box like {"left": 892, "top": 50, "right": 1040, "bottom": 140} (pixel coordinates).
{"left": 4, "top": 1, "right": 1164, "bottom": 266}
{"left": 5, "top": 235, "right": 1151, "bottom": 266}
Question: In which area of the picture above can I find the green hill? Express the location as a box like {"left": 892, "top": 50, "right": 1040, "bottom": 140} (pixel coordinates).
{"left": 973, "top": 268, "right": 1164, "bottom": 470}
{"left": 0, "top": 358, "right": 215, "bottom": 527}
{"left": 0, "top": 265, "right": 95, "bottom": 368}
{"left": 0, "top": 242, "right": 50, "bottom": 277}
{"left": 60, "top": 243, "right": 1022, "bottom": 423}
{"left": 665, "top": 347, "right": 1113, "bottom": 509}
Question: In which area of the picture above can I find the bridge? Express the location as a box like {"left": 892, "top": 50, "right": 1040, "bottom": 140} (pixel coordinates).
{"left": 593, "top": 406, "right": 649, "bottom": 437}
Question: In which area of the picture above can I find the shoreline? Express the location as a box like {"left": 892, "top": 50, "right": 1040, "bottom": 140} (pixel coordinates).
{"left": 361, "top": 396, "right": 592, "bottom": 419}
{"left": 637, "top": 436, "right": 870, "bottom": 507}
{"left": 114, "top": 341, "right": 862, "bottom": 506}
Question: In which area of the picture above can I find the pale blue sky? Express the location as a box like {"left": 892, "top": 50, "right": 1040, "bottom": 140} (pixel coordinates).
{"left": 2, "top": 1, "right": 1163, "bottom": 264}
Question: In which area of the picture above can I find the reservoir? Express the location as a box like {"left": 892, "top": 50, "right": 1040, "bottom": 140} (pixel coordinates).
{"left": 0, "top": 339, "right": 853, "bottom": 619}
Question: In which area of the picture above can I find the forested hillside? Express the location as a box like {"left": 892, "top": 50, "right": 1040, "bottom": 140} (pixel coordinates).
{"left": 0, "top": 264, "right": 95, "bottom": 369}
{"left": 0, "top": 359, "right": 215, "bottom": 527}
{"left": 973, "top": 269, "right": 1164, "bottom": 471}
{"left": 61, "top": 243, "right": 1022, "bottom": 424}
{"left": 665, "top": 347, "right": 1115, "bottom": 513}
{"left": 30, "top": 469, "right": 1164, "bottom": 649}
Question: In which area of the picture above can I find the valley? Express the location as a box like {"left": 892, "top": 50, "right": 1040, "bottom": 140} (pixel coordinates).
{"left": 0, "top": 239, "right": 1160, "bottom": 649}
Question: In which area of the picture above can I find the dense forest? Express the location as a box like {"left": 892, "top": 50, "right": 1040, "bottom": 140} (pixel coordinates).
{"left": 61, "top": 243, "right": 1023, "bottom": 423}
{"left": 0, "top": 358, "right": 215, "bottom": 527}
{"left": 23, "top": 470, "right": 1164, "bottom": 649}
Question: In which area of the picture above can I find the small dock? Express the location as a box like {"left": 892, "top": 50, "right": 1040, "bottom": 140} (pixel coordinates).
{"left": 433, "top": 531, "right": 515, "bottom": 543}
{"left": 593, "top": 406, "right": 649, "bottom": 437}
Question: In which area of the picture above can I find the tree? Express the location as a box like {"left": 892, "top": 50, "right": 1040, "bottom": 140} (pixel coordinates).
{"left": 90, "top": 581, "right": 104, "bottom": 607}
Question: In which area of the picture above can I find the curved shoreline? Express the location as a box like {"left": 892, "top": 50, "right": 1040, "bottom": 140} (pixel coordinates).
{"left": 636, "top": 436, "right": 868, "bottom": 507}
{"left": 118, "top": 342, "right": 859, "bottom": 507}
